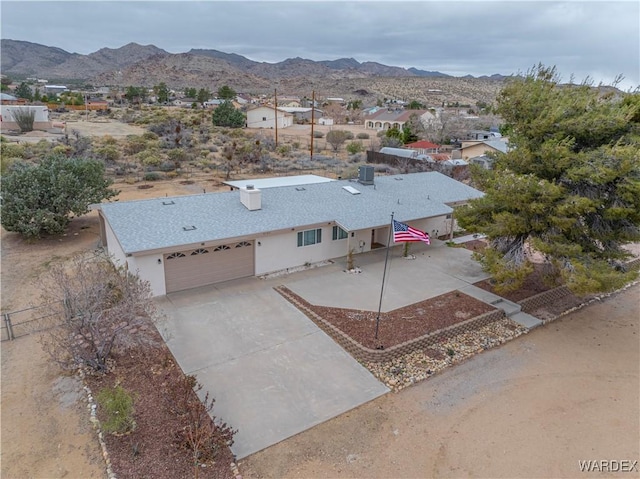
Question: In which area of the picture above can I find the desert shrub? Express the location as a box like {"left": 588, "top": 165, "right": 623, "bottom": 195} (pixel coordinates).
{"left": 291, "top": 141, "right": 301, "bottom": 150}
{"left": 0, "top": 141, "right": 25, "bottom": 160}
{"left": 344, "top": 131, "right": 354, "bottom": 140}
{"left": 94, "top": 145, "right": 120, "bottom": 163}
{"left": 101, "top": 135, "right": 117, "bottom": 146}
{"left": 136, "top": 150, "right": 163, "bottom": 167}
{"left": 169, "top": 375, "right": 236, "bottom": 468}
{"left": 12, "top": 108, "right": 36, "bottom": 132}
{"left": 143, "top": 171, "right": 162, "bottom": 181}
{"left": 276, "top": 144, "right": 292, "bottom": 156}
{"left": 97, "top": 385, "right": 136, "bottom": 435}
{"left": 167, "top": 148, "right": 189, "bottom": 164}
{"left": 346, "top": 141, "right": 363, "bottom": 155}
{"left": 356, "top": 132, "right": 370, "bottom": 139}
{"left": 124, "top": 135, "right": 148, "bottom": 155}
{"left": 142, "top": 131, "right": 159, "bottom": 141}
{"left": 313, "top": 131, "right": 324, "bottom": 138}
{"left": 51, "top": 145, "right": 71, "bottom": 156}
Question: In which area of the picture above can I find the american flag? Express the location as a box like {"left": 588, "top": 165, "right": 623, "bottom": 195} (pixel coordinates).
{"left": 393, "top": 219, "right": 430, "bottom": 244}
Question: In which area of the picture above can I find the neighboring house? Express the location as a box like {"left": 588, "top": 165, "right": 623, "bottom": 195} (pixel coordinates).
{"left": 318, "top": 117, "right": 334, "bottom": 126}
{"left": 365, "top": 109, "right": 436, "bottom": 131}
{"left": 404, "top": 140, "right": 441, "bottom": 154}
{"left": 173, "top": 97, "right": 198, "bottom": 107}
{"left": 203, "top": 99, "right": 223, "bottom": 109}
{"left": 459, "top": 139, "right": 509, "bottom": 160}
{"left": 97, "top": 170, "right": 483, "bottom": 296}
{"left": 279, "top": 99, "right": 301, "bottom": 108}
{"left": 246, "top": 105, "right": 294, "bottom": 129}
{"left": 44, "top": 85, "right": 68, "bottom": 95}
{"left": 277, "top": 107, "right": 323, "bottom": 123}
{"left": 0, "top": 93, "right": 26, "bottom": 105}
{"left": 469, "top": 155, "right": 495, "bottom": 169}
{"left": 0, "top": 105, "right": 51, "bottom": 130}
{"left": 465, "top": 130, "right": 502, "bottom": 140}
{"left": 379, "top": 147, "right": 419, "bottom": 159}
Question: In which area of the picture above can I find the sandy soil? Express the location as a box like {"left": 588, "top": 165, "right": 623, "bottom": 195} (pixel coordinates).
{"left": 241, "top": 284, "right": 640, "bottom": 478}
{"left": 0, "top": 180, "right": 209, "bottom": 479}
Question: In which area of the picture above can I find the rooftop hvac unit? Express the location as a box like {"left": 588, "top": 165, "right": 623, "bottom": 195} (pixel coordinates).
{"left": 358, "top": 165, "right": 374, "bottom": 185}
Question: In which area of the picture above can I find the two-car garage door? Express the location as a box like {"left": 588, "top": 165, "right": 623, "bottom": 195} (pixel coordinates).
{"left": 164, "top": 241, "right": 254, "bottom": 293}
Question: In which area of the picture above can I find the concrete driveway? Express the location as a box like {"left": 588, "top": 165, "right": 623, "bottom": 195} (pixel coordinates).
{"left": 155, "top": 277, "right": 389, "bottom": 459}
{"left": 155, "top": 239, "right": 492, "bottom": 459}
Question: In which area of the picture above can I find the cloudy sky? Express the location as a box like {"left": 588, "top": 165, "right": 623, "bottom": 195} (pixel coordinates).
{"left": 2, "top": 0, "right": 639, "bottom": 90}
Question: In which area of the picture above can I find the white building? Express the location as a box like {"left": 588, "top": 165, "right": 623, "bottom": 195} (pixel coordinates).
{"left": 0, "top": 105, "right": 51, "bottom": 131}
{"left": 97, "top": 171, "right": 483, "bottom": 296}
{"left": 246, "top": 106, "right": 294, "bottom": 129}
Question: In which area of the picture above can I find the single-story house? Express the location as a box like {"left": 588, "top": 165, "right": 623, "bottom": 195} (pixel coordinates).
{"left": 405, "top": 140, "right": 441, "bottom": 154}
{"left": 97, "top": 170, "right": 483, "bottom": 296}
{"left": 365, "top": 109, "right": 436, "bottom": 131}
{"left": 0, "top": 105, "right": 51, "bottom": 130}
{"left": 0, "top": 93, "right": 26, "bottom": 105}
{"left": 459, "top": 139, "right": 509, "bottom": 160}
{"left": 246, "top": 105, "right": 294, "bottom": 129}
{"left": 277, "top": 107, "right": 323, "bottom": 123}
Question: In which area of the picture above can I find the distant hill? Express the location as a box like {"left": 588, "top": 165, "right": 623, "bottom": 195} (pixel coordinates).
{"left": 0, "top": 39, "right": 507, "bottom": 104}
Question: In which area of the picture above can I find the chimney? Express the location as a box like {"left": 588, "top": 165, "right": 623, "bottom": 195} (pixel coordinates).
{"left": 240, "top": 185, "right": 261, "bottom": 211}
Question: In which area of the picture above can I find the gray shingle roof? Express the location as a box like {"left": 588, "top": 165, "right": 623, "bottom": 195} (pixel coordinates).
{"left": 99, "top": 172, "right": 483, "bottom": 254}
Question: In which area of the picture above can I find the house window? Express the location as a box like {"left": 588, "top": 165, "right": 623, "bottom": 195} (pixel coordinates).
{"left": 262, "top": 116, "right": 267, "bottom": 121}
{"left": 297, "top": 228, "right": 322, "bottom": 247}
{"left": 332, "top": 226, "right": 348, "bottom": 240}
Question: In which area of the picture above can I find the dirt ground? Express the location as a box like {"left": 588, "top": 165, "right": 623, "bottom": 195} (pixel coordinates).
{"left": 0, "top": 179, "right": 213, "bottom": 479}
{"left": 241, "top": 284, "right": 640, "bottom": 479}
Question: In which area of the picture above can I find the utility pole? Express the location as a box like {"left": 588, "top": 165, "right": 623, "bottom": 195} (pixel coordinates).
{"left": 274, "top": 88, "right": 278, "bottom": 147}
{"left": 310, "top": 90, "right": 315, "bottom": 159}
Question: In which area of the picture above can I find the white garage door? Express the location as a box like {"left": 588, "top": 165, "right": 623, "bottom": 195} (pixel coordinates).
{"left": 164, "top": 241, "right": 254, "bottom": 293}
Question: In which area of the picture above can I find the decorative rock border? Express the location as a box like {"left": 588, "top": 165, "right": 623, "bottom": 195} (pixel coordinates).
{"left": 78, "top": 369, "right": 117, "bottom": 479}
{"left": 275, "top": 286, "right": 506, "bottom": 364}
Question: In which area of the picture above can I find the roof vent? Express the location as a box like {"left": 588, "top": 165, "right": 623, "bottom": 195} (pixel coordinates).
{"left": 295, "top": 187, "right": 306, "bottom": 191}
{"left": 246, "top": 184, "right": 255, "bottom": 190}
{"left": 183, "top": 225, "right": 197, "bottom": 231}
{"left": 162, "top": 200, "right": 175, "bottom": 205}
{"left": 343, "top": 185, "right": 361, "bottom": 195}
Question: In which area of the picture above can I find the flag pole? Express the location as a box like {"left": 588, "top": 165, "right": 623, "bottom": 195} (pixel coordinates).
{"left": 375, "top": 212, "right": 394, "bottom": 341}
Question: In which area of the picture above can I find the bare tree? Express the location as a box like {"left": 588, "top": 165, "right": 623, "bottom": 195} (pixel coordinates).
{"left": 326, "top": 130, "right": 350, "bottom": 152}
{"left": 40, "top": 255, "right": 156, "bottom": 372}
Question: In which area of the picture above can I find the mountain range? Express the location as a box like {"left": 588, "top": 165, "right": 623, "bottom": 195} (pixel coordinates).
{"left": 1, "top": 39, "right": 507, "bottom": 103}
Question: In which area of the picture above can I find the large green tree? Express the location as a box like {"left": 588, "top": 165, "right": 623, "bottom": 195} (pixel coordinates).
{"left": 457, "top": 65, "right": 640, "bottom": 294}
{"left": 15, "top": 82, "right": 33, "bottom": 100}
{"left": 217, "top": 85, "right": 236, "bottom": 100}
{"left": 1, "top": 155, "right": 118, "bottom": 238}
{"left": 154, "top": 82, "right": 170, "bottom": 103}
{"left": 211, "top": 100, "right": 245, "bottom": 128}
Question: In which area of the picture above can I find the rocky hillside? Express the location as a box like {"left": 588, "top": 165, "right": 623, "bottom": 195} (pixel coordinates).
{"left": 1, "top": 39, "right": 505, "bottom": 104}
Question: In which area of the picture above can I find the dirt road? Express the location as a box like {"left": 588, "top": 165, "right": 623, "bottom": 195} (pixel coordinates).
{"left": 241, "top": 285, "right": 640, "bottom": 478}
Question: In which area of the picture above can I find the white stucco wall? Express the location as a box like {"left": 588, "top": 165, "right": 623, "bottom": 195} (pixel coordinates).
{"left": 246, "top": 108, "right": 293, "bottom": 129}
{"left": 128, "top": 254, "right": 166, "bottom": 297}
{"left": 255, "top": 225, "right": 350, "bottom": 275}
{"left": 104, "top": 218, "right": 127, "bottom": 268}
{"left": 411, "top": 216, "right": 451, "bottom": 240}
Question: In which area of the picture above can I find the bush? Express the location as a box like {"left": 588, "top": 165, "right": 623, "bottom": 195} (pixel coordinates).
{"left": 346, "top": 141, "right": 363, "bottom": 155}
{"left": 0, "top": 155, "right": 117, "bottom": 238}
{"left": 356, "top": 132, "right": 370, "bottom": 139}
{"left": 313, "top": 131, "right": 324, "bottom": 138}
{"left": 95, "top": 145, "right": 120, "bottom": 163}
{"left": 143, "top": 171, "right": 162, "bottom": 181}
{"left": 97, "top": 385, "right": 136, "bottom": 435}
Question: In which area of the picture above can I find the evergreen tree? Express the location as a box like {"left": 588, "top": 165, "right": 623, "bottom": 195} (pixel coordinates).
{"left": 457, "top": 65, "right": 640, "bottom": 294}
{"left": 15, "top": 82, "right": 33, "bottom": 100}
{"left": 211, "top": 100, "right": 245, "bottom": 128}
{"left": 1, "top": 155, "right": 118, "bottom": 238}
